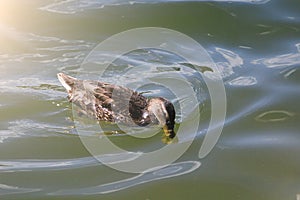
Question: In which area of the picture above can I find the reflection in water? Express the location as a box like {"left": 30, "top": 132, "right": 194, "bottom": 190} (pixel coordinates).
{"left": 252, "top": 43, "right": 300, "bottom": 68}
{"left": 221, "top": 132, "right": 300, "bottom": 148}
{"left": 255, "top": 110, "right": 295, "bottom": 122}
{"left": 0, "top": 152, "right": 142, "bottom": 172}
{"left": 229, "top": 76, "right": 257, "bottom": 86}
{"left": 283, "top": 68, "right": 297, "bottom": 78}
{"left": 0, "top": 130, "right": 23, "bottom": 144}
{"left": 216, "top": 48, "right": 244, "bottom": 68}
{"left": 0, "top": 119, "right": 71, "bottom": 143}
{"left": 0, "top": 77, "right": 73, "bottom": 98}
{"left": 0, "top": 157, "right": 98, "bottom": 172}
{"left": 253, "top": 53, "right": 300, "bottom": 68}
{"left": 0, "top": 184, "right": 40, "bottom": 196}
{"left": 40, "top": 0, "right": 271, "bottom": 14}
{"left": 50, "top": 161, "right": 200, "bottom": 195}
{"left": 214, "top": 47, "right": 244, "bottom": 78}
{"left": 0, "top": 158, "right": 199, "bottom": 197}
{"left": 0, "top": 28, "right": 93, "bottom": 75}
{"left": 0, "top": 0, "right": 299, "bottom": 199}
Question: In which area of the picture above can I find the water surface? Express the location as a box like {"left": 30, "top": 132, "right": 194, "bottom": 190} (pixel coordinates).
{"left": 0, "top": 0, "right": 300, "bottom": 199}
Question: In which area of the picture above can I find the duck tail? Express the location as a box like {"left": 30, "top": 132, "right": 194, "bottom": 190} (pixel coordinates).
{"left": 57, "top": 73, "right": 77, "bottom": 93}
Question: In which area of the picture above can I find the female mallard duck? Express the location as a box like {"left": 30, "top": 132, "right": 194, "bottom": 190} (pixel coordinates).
{"left": 57, "top": 73, "right": 176, "bottom": 139}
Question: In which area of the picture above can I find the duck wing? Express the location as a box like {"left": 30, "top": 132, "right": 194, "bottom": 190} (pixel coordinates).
{"left": 57, "top": 73, "right": 149, "bottom": 125}
{"left": 93, "top": 82, "right": 149, "bottom": 125}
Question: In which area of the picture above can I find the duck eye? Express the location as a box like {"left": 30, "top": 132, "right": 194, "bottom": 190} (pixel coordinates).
{"left": 166, "top": 119, "right": 171, "bottom": 126}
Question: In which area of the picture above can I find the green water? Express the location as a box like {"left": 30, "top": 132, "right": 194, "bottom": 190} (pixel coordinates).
{"left": 0, "top": 0, "right": 300, "bottom": 199}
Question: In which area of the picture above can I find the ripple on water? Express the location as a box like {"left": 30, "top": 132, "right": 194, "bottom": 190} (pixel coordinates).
{"left": 0, "top": 184, "right": 41, "bottom": 196}
{"left": 0, "top": 78, "right": 66, "bottom": 100}
{"left": 49, "top": 161, "right": 200, "bottom": 195}
{"left": 0, "top": 130, "right": 23, "bottom": 144}
{"left": 39, "top": 0, "right": 271, "bottom": 14}
{"left": 0, "top": 154, "right": 138, "bottom": 172}
{"left": 255, "top": 110, "right": 295, "bottom": 122}
{"left": 221, "top": 131, "right": 300, "bottom": 148}
{"left": 0, "top": 120, "right": 71, "bottom": 143}
{"left": 228, "top": 76, "right": 257, "bottom": 86}
{"left": 252, "top": 43, "right": 300, "bottom": 68}
{"left": 0, "top": 27, "right": 93, "bottom": 72}
{"left": 0, "top": 158, "right": 200, "bottom": 196}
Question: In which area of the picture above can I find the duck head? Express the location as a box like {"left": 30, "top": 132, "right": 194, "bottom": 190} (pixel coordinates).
{"left": 147, "top": 98, "right": 176, "bottom": 139}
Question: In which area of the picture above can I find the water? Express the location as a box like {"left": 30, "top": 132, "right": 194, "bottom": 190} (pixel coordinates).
{"left": 0, "top": 0, "right": 300, "bottom": 199}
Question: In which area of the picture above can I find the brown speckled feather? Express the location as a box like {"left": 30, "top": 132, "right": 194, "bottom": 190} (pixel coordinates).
{"left": 75, "top": 80, "right": 149, "bottom": 125}
{"left": 57, "top": 73, "right": 176, "bottom": 140}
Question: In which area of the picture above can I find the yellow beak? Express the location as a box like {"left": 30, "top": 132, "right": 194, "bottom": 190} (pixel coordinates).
{"left": 162, "top": 125, "right": 177, "bottom": 144}
{"left": 163, "top": 125, "right": 171, "bottom": 137}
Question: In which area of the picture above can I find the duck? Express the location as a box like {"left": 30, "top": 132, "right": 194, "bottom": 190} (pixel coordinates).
{"left": 57, "top": 73, "right": 176, "bottom": 140}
